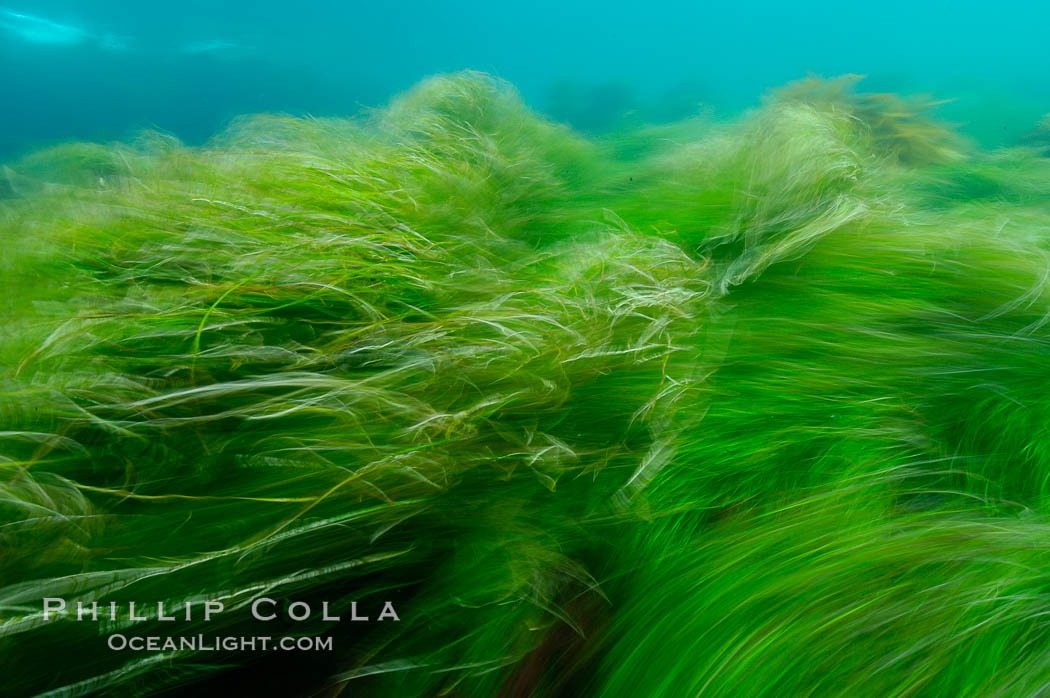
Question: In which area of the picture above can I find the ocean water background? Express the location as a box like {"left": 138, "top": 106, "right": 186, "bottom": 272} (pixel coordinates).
{"left": 2, "top": 1, "right": 1049, "bottom": 161}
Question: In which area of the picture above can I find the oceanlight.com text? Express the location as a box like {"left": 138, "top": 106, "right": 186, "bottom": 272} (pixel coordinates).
{"left": 106, "top": 634, "right": 334, "bottom": 652}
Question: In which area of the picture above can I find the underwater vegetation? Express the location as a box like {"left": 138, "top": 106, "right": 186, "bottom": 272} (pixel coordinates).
{"left": 4, "top": 70, "right": 1050, "bottom": 696}
{"left": 1027, "top": 113, "right": 1050, "bottom": 156}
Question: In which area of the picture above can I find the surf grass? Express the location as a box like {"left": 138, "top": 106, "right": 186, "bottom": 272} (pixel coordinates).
{"left": 3, "top": 72, "right": 1050, "bottom": 696}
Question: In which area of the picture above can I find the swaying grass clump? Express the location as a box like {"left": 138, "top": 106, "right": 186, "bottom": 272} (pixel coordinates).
{"left": 3, "top": 72, "right": 1050, "bottom": 697}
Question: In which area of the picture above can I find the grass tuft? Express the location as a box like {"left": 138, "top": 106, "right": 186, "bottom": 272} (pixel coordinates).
{"left": 3, "top": 71, "right": 1050, "bottom": 697}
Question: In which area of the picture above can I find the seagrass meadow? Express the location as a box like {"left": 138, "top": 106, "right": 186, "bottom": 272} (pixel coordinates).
{"left": 5, "top": 70, "right": 1050, "bottom": 697}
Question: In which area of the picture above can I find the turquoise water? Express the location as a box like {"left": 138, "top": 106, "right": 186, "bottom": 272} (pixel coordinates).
{"left": 3, "top": 0, "right": 1049, "bottom": 158}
